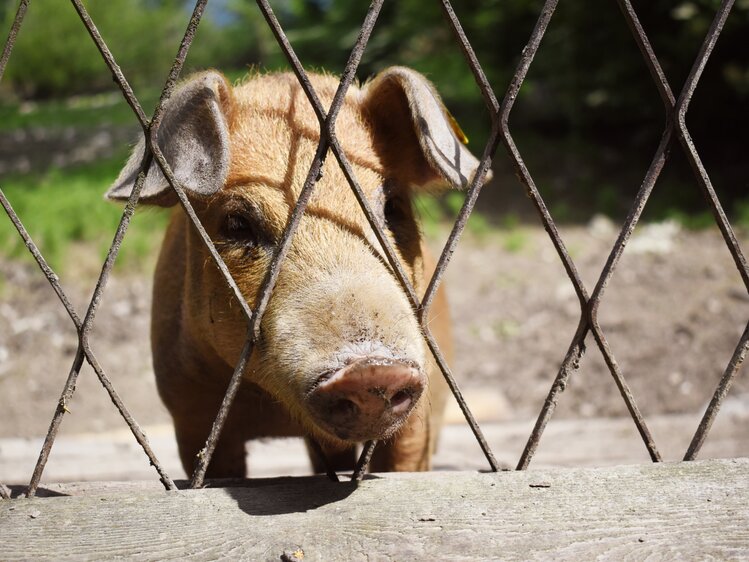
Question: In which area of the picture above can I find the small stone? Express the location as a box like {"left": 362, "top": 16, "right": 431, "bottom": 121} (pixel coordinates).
{"left": 281, "top": 547, "right": 304, "bottom": 562}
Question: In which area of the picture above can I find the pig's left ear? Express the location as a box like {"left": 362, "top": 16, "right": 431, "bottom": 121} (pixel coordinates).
{"left": 106, "top": 71, "right": 233, "bottom": 207}
{"left": 362, "top": 66, "right": 491, "bottom": 190}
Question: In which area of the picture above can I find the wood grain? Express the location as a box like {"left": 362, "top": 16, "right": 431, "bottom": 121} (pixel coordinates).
{"left": 2, "top": 458, "right": 748, "bottom": 561}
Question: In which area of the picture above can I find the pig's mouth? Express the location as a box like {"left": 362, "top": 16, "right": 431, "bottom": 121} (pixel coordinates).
{"left": 305, "top": 356, "right": 425, "bottom": 442}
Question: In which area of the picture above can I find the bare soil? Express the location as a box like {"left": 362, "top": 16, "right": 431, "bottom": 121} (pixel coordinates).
{"left": 2, "top": 219, "right": 748, "bottom": 445}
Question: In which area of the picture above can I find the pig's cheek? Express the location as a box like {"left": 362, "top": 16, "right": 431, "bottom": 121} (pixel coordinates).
{"left": 207, "top": 293, "right": 250, "bottom": 367}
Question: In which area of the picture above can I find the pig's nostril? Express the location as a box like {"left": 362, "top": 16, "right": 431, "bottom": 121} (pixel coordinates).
{"left": 309, "top": 359, "right": 426, "bottom": 441}
{"left": 330, "top": 398, "right": 358, "bottom": 419}
{"left": 390, "top": 389, "right": 412, "bottom": 414}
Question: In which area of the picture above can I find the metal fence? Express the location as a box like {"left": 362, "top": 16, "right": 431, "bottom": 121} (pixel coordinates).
{"left": 0, "top": 0, "right": 746, "bottom": 500}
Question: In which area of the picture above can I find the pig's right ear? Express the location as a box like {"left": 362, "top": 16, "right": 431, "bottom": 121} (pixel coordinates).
{"left": 106, "top": 71, "right": 233, "bottom": 207}
{"left": 362, "top": 66, "right": 490, "bottom": 191}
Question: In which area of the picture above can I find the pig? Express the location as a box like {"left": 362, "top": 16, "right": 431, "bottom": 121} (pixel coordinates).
{"left": 106, "top": 67, "right": 488, "bottom": 477}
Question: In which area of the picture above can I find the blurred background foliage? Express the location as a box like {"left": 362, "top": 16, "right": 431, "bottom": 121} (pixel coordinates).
{"left": 0, "top": 0, "right": 747, "bottom": 270}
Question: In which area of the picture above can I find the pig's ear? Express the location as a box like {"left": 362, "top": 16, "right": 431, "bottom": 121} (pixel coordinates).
{"left": 362, "top": 66, "right": 491, "bottom": 190}
{"left": 106, "top": 71, "right": 233, "bottom": 207}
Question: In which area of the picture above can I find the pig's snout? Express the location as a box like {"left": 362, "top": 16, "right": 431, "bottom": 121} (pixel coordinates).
{"left": 308, "top": 357, "right": 425, "bottom": 442}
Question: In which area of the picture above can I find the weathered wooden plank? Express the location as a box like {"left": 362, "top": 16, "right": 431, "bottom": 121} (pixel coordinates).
{"left": 2, "top": 459, "right": 748, "bottom": 561}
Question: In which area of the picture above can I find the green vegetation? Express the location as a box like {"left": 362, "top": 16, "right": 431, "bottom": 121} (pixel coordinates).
{"left": 0, "top": 154, "right": 168, "bottom": 274}
{"left": 0, "top": 91, "right": 161, "bottom": 131}
{"left": 4, "top": 0, "right": 747, "bottom": 141}
{"left": 0, "top": 0, "right": 747, "bottom": 275}
{"left": 0, "top": 0, "right": 235, "bottom": 99}
{"left": 414, "top": 191, "right": 494, "bottom": 240}
{"left": 414, "top": 190, "right": 532, "bottom": 253}
{"left": 502, "top": 229, "right": 529, "bottom": 253}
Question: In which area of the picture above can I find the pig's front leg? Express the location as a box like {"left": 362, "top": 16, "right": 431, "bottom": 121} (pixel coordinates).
{"left": 173, "top": 411, "right": 248, "bottom": 479}
{"left": 158, "top": 371, "right": 249, "bottom": 479}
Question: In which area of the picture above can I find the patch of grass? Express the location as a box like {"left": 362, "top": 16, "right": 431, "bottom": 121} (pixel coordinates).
{"left": 0, "top": 154, "right": 168, "bottom": 274}
{"left": 443, "top": 192, "right": 493, "bottom": 239}
{"left": 443, "top": 191, "right": 465, "bottom": 215}
{"left": 644, "top": 195, "right": 749, "bottom": 232}
{"left": 466, "top": 212, "right": 492, "bottom": 238}
{"left": 502, "top": 229, "right": 529, "bottom": 253}
{"left": 0, "top": 66, "right": 261, "bottom": 132}
{"left": 500, "top": 213, "right": 521, "bottom": 230}
{"left": 0, "top": 89, "right": 162, "bottom": 131}
{"left": 494, "top": 319, "right": 520, "bottom": 339}
{"left": 663, "top": 209, "right": 715, "bottom": 230}
{"left": 733, "top": 199, "right": 749, "bottom": 230}
{"left": 414, "top": 191, "right": 496, "bottom": 239}
{"left": 641, "top": 177, "right": 726, "bottom": 231}
{"left": 413, "top": 193, "right": 445, "bottom": 239}
{"left": 596, "top": 183, "right": 622, "bottom": 218}
{"left": 550, "top": 201, "right": 574, "bottom": 223}
{"left": 495, "top": 212, "right": 529, "bottom": 253}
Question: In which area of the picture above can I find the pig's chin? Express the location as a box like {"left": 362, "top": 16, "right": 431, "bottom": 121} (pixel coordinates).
{"left": 303, "top": 354, "right": 426, "bottom": 444}
{"left": 314, "top": 414, "right": 413, "bottom": 444}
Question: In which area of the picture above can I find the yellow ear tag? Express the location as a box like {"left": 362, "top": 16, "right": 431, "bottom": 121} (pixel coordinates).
{"left": 446, "top": 109, "right": 469, "bottom": 145}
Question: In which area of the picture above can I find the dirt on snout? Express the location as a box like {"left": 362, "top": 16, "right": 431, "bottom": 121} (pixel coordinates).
{"left": 1, "top": 219, "right": 749, "bottom": 440}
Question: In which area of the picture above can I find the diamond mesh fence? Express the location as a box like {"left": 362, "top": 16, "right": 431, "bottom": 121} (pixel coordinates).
{"left": 0, "top": 0, "right": 746, "bottom": 498}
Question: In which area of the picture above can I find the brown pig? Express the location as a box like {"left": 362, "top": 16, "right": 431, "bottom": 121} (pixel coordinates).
{"left": 106, "top": 67, "right": 488, "bottom": 477}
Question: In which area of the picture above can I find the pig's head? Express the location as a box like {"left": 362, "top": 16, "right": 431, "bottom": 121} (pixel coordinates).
{"left": 107, "top": 68, "right": 488, "bottom": 446}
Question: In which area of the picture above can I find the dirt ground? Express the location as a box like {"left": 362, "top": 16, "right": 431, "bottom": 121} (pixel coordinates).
{"left": 1, "top": 218, "right": 748, "bottom": 446}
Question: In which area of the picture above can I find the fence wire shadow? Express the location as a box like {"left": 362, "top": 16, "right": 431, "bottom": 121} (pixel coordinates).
{"left": 0, "top": 0, "right": 746, "bottom": 498}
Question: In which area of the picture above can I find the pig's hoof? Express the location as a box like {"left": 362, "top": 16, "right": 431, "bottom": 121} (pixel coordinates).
{"left": 308, "top": 357, "right": 424, "bottom": 441}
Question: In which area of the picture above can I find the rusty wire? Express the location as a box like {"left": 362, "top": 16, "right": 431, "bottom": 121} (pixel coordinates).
{"left": 510, "top": 0, "right": 746, "bottom": 468}
{"left": 590, "top": 0, "right": 745, "bottom": 465}
{"left": 254, "top": 0, "right": 500, "bottom": 473}
{"left": 0, "top": 0, "right": 27, "bottom": 79}
{"left": 0, "top": 0, "right": 746, "bottom": 495}
{"left": 0, "top": 0, "right": 196, "bottom": 496}
{"left": 670, "top": 0, "right": 749, "bottom": 460}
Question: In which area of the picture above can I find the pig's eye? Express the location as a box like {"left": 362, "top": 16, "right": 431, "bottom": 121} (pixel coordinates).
{"left": 381, "top": 180, "right": 412, "bottom": 234}
{"left": 382, "top": 192, "right": 416, "bottom": 250}
{"left": 383, "top": 194, "right": 409, "bottom": 231}
{"left": 221, "top": 213, "right": 259, "bottom": 245}
{"left": 383, "top": 197, "right": 404, "bottom": 228}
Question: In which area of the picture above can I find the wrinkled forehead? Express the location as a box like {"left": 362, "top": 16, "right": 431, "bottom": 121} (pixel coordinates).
{"left": 224, "top": 73, "right": 385, "bottom": 215}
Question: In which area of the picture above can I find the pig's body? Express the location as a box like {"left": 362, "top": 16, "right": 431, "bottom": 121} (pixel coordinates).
{"left": 108, "top": 69, "right": 486, "bottom": 477}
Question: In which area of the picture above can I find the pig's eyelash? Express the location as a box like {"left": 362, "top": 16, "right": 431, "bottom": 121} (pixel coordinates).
{"left": 214, "top": 212, "right": 271, "bottom": 256}
{"left": 216, "top": 200, "right": 275, "bottom": 250}
{"left": 222, "top": 213, "right": 258, "bottom": 241}
{"left": 225, "top": 213, "right": 253, "bottom": 233}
